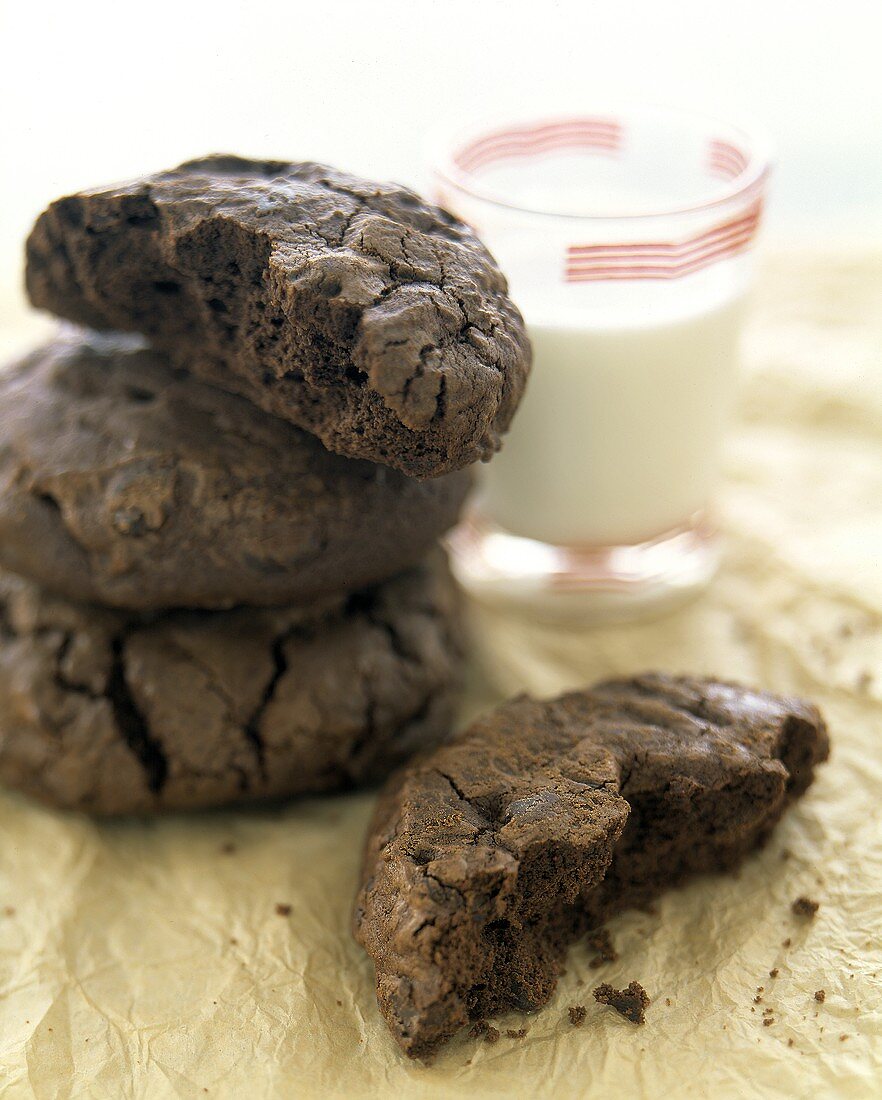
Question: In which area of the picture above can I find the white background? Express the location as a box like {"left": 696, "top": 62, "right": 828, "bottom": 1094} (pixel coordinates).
{"left": 1, "top": 0, "right": 881, "bottom": 347}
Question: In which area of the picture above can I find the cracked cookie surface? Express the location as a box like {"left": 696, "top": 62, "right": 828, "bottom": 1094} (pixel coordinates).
{"left": 25, "top": 155, "right": 531, "bottom": 478}
{"left": 0, "top": 553, "right": 463, "bottom": 813}
{"left": 0, "top": 331, "right": 470, "bottom": 610}
{"left": 353, "top": 674, "right": 829, "bottom": 1058}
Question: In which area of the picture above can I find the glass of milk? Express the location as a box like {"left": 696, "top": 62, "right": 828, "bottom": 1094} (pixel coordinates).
{"left": 432, "top": 107, "right": 771, "bottom": 619}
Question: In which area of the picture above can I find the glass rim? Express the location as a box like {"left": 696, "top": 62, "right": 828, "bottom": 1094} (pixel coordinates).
{"left": 430, "top": 104, "right": 774, "bottom": 223}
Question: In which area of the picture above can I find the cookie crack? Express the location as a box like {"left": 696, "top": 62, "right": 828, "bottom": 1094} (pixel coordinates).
{"left": 242, "top": 623, "right": 305, "bottom": 778}
{"left": 366, "top": 609, "right": 414, "bottom": 664}
{"left": 0, "top": 597, "right": 14, "bottom": 640}
{"left": 106, "top": 632, "right": 168, "bottom": 793}
{"left": 423, "top": 870, "right": 467, "bottom": 906}
{"left": 51, "top": 631, "right": 105, "bottom": 700}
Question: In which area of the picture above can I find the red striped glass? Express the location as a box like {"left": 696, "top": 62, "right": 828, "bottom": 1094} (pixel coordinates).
{"left": 432, "top": 107, "right": 772, "bottom": 620}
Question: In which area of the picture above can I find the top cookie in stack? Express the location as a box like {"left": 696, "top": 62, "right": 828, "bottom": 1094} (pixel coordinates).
{"left": 26, "top": 155, "right": 531, "bottom": 479}
{"left": 0, "top": 156, "right": 531, "bottom": 814}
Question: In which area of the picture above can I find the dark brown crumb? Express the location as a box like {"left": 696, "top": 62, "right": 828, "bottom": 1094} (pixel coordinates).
{"left": 336, "top": 1000, "right": 342, "bottom": 1007}
{"left": 665, "top": 998, "right": 672, "bottom": 1007}
{"left": 274, "top": 903, "right": 292, "bottom": 917}
{"left": 763, "top": 1018, "right": 774, "bottom": 1027}
{"left": 754, "top": 996, "right": 763, "bottom": 1004}
{"left": 787, "top": 1038, "right": 794, "bottom": 1048}
{"left": 814, "top": 990, "right": 826, "bottom": 1003}
{"left": 220, "top": 842, "right": 236, "bottom": 854}
{"left": 586, "top": 928, "right": 618, "bottom": 968}
{"left": 840, "top": 1034, "right": 848, "bottom": 1042}
{"left": 792, "top": 896, "right": 820, "bottom": 919}
{"left": 506, "top": 1028, "right": 528, "bottom": 1039}
{"left": 769, "top": 968, "right": 779, "bottom": 978}
{"left": 757, "top": 986, "right": 765, "bottom": 993}
{"left": 469, "top": 1020, "right": 500, "bottom": 1044}
{"left": 763, "top": 1008, "right": 774, "bottom": 1016}
{"left": 568, "top": 1005, "right": 587, "bottom": 1027}
{"left": 593, "top": 982, "right": 650, "bottom": 1025}
{"left": 783, "top": 938, "right": 792, "bottom": 948}
{"left": 229, "top": 937, "right": 238, "bottom": 945}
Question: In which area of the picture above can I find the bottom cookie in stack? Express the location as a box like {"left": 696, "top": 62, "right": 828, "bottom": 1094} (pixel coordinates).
{"left": 0, "top": 552, "right": 463, "bottom": 814}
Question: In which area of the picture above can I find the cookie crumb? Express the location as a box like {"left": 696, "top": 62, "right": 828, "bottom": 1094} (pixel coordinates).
{"left": 586, "top": 928, "right": 618, "bottom": 968}
{"left": 787, "top": 1038, "right": 794, "bottom": 1048}
{"left": 814, "top": 989, "right": 826, "bottom": 1003}
{"left": 782, "top": 938, "right": 792, "bottom": 948}
{"left": 469, "top": 1020, "right": 499, "bottom": 1044}
{"left": 274, "top": 903, "right": 292, "bottom": 917}
{"left": 840, "top": 1034, "right": 848, "bottom": 1042}
{"left": 568, "top": 1005, "right": 587, "bottom": 1027}
{"left": 763, "top": 1018, "right": 774, "bottom": 1027}
{"left": 336, "top": 1000, "right": 342, "bottom": 1007}
{"left": 593, "top": 982, "right": 650, "bottom": 1025}
{"left": 769, "top": 968, "right": 779, "bottom": 978}
{"left": 506, "top": 1028, "right": 527, "bottom": 1039}
{"left": 791, "top": 896, "right": 819, "bottom": 919}
{"left": 665, "top": 998, "right": 672, "bottom": 1007}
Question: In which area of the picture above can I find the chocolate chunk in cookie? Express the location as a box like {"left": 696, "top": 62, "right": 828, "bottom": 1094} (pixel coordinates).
{"left": 0, "top": 553, "right": 462, "bottom": 813}
{"left": 354, "top": 674, "right": 829, "bottom": 1058}
{"left": 0, "top": 332, "right": 470, "bottom": 610}
{"left": 26, "top": 156, "right": 531, "bottom": 478}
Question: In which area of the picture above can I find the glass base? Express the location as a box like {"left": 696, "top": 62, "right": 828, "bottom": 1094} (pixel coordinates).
{"left": 446, "top": 510, "right": 721, "bottom": 622}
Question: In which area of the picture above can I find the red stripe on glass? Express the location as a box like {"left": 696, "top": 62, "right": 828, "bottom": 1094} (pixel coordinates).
{"left": 454, "top": 118, "right": 622, "bottom": 172}
{"left": 565, "top": 198, "right": 762, "bottom": 282}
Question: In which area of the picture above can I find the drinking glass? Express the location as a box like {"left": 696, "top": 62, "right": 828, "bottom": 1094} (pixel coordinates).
{"left": 431, "top": 107, "right": 771, "bottom": 618}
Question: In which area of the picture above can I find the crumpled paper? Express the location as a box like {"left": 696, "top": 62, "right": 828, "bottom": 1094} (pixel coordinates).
{"left": 1, "top": 250, "right": 881, "bottom": 1098}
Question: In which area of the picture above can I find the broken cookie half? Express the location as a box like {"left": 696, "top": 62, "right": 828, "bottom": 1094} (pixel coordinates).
{"left": 26, "top": 155, "right": 531, "bottom": 480}
{"left": 353, "top": 674, "right": 829, "bottom": 1058}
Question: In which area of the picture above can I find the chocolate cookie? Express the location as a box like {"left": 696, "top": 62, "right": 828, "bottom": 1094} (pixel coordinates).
{"left": 0, "top": 553, "right": 463, "bottom": 813}
{"left": 25, "top": 156, "right": 531, "bottom": 478}
{"left": 354, "top": 675, "right": 829, "bottom": 1057}
{"left": 0, "top": 331, "right": 470, "bottom": 610}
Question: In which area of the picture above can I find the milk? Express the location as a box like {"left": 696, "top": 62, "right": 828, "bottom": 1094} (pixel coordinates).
{"left": 481, "top": 291, "right": 747, "bottom": 548}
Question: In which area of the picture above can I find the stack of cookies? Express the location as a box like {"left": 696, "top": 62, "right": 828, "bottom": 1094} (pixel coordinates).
{"left": 0, "top": 156, "right": 531, "bottom": 814}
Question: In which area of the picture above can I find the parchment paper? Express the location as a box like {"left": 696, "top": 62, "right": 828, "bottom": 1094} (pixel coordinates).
{"left": 1, "top": 250, "right": 881, "bottom": 1098}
